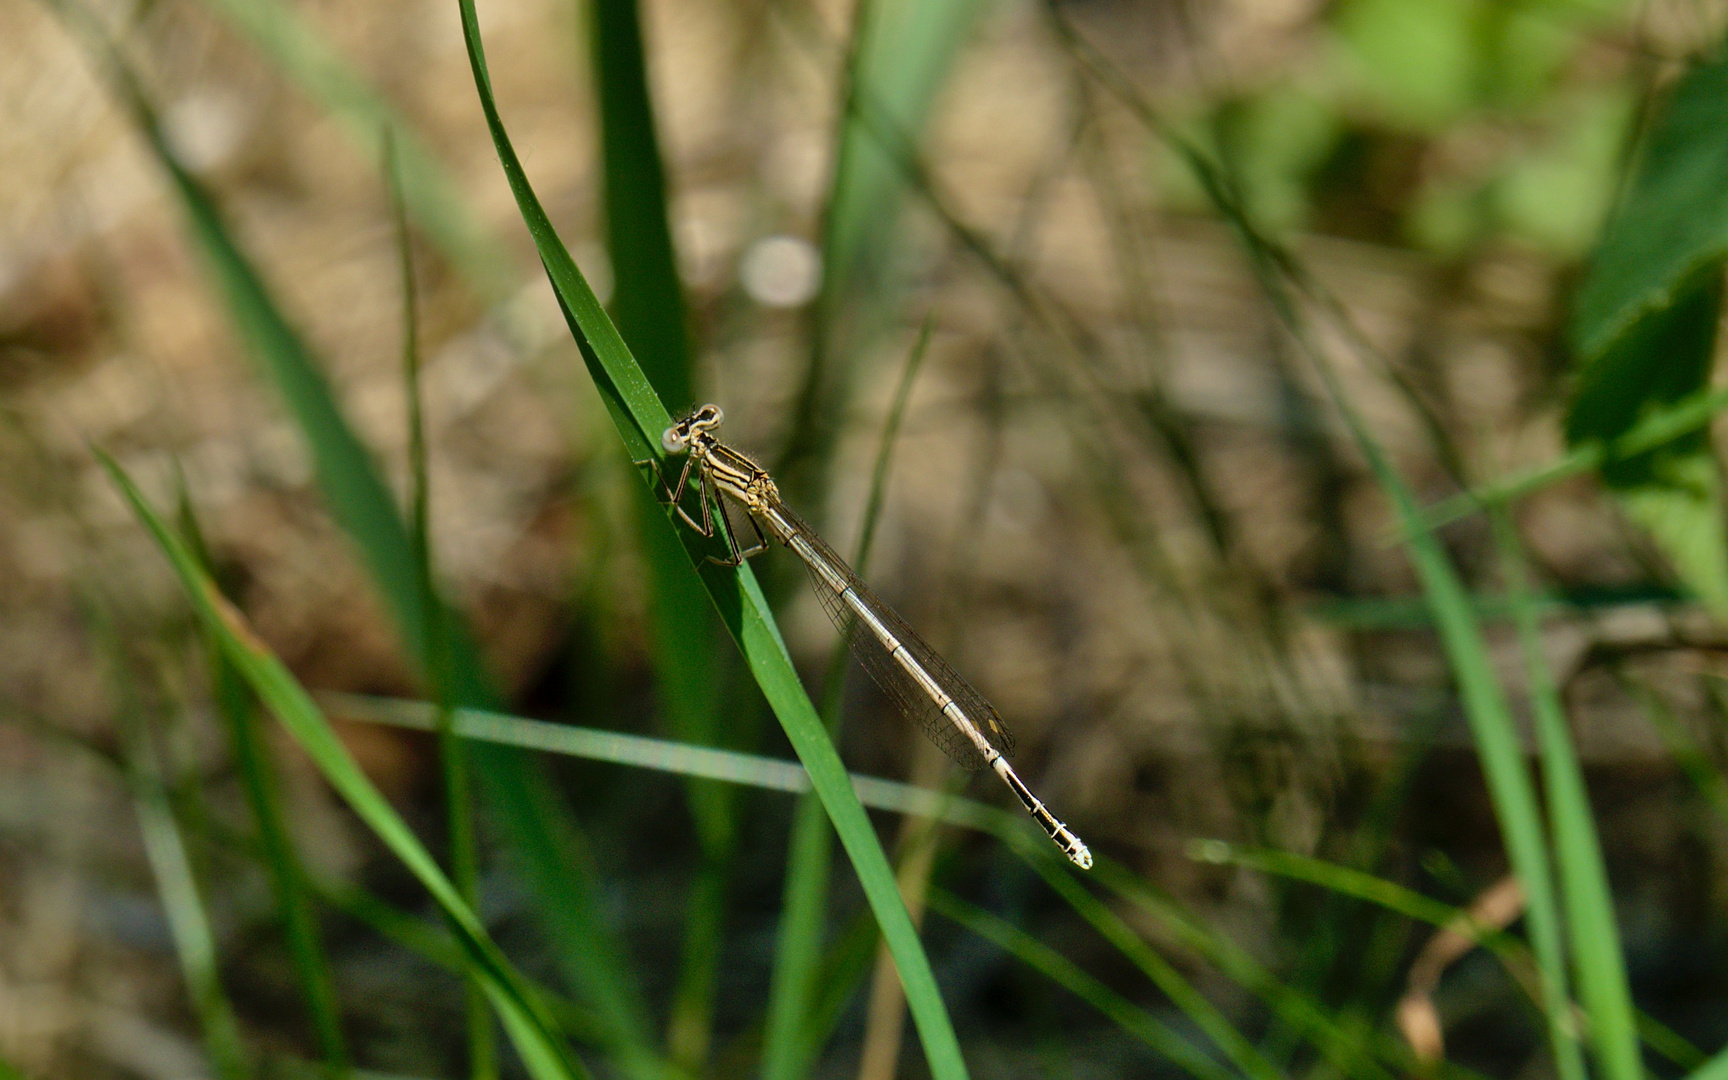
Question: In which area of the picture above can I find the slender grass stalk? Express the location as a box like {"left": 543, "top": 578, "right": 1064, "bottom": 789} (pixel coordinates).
{"left": 187, "top": 0, "right": 513, "bottom": 300}
{"left": 1086, "top": 860, "right": 1399, "bottom": 1080}
{"left": 92, "top": 606, "right": 251, "bottom": 1080}
{"left": 1412, "top": 382, "right": 1728, "bottom": 538}
{"left": 388, "top": 135, "right": 494, "bottom": 1080}
{"left": 47, "top": 13, "right": 659, "bottom": 1068}
{"left": 927, "top": 890, "right": 1236, "bottom": 1080}
{"left": 1059, "top": 35, "right": 1588, "bottom": 1071}
{"left": 1493, "top": 510, "right": 1641, "bottom": 1080}
{"left": 584, "top": 0, "right": 736, "bottom": 1062}
{"left": 100, "top": 453, "right": 590, "bottom": 1080}
{"left": 177, "top": 490, "right": 351, "bottom": 1080}
{"left": 455, "top": 1, "right": 968, "bottom": 1073}
{"left": 1019, "top": 850, "right": 1278, "bottom": 1080}
{"left": 761, "top": 320, "right": 932, "bottom": 1080}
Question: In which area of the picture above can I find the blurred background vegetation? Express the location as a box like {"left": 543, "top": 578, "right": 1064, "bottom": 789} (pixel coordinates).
{"left": 6, "top": 0, "right": 1728, "bottom": 1077}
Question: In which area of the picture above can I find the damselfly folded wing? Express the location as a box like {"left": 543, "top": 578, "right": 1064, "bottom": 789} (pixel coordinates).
{"left": 769, "top": 503, "right": 1016, "bottom": 771}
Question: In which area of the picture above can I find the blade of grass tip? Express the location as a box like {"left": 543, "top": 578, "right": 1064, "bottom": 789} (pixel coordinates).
{"left": 1493, "top": 510, "right": 1640, "bottom": 1080}
{"left": 388, "top": 134, "right": 495, "bottom": 1080}
{"left": 455, "top": 4, "right": 968, "bottom": 1076}
{"left": 51, "top": 15, "right": 659, "bottom": 1063}
{"left": 585, "top": 0, "right": 736, "bottom": 1063}
{"left": 90, "top": 606, "right": 251, "bottom": 1080}
{"left": 762, "top": 318, "right": 932, "bottom": 1080}
{"left": 1008, "top": 837, "right": 1278, "bottom": 1080}
{"left": 99, "top": 453, "right": 589, "bottom": 1080}
{"left": 176, "top": 486, "right": 351, "bottom": 1080}
{"left": 927, "top": 889, "right": 1236, "bottom": 1080}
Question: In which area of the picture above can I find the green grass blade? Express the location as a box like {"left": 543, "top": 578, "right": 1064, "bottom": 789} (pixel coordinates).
{"left": 779, "top": 0, "right": 986, "bottom": 496}
{"left": 456, "top": 2, "right": 968, "bottom": 1075}
{"left": 389, "top": 140, "right": 495, "bottom": 1080}
{"left": 99, "top": 453, "right": 589, "bottom": 1080}
{"left": 1032, "top": 57, "right": 1587, "bottom": 1080}
{"left": 188, "top": 0, "right": 512, "bottom": 300}
{"left": 116, "top": 696, "right": 252, "bottom": 1080}
{"left": 1413, "top": 382, "right": 1728, "bottom": 535}
{"left": 1087, "top": 860, "right": 1399, "bottom": 1080}
{"left": 1227, "top": 219, "right": 1585, "bottom": 1080}
{"left": 927, "top": 890, "right": 1236, "bottom": 1080}
{"left": 585, "top": 0, "right": 733, "bottom": 1063}
{"left": 1017, "top": 849, "right": 1278, "bottom": 1080}
{"left": 1691, "top": 1045, "right": 1728, "bottom": 1080}
{"left": 760, "top": 321, "right": 931, "bottom": 1080}
{"left": 178, "top": 491, "right": 351, "bottom": 1079}
{"left": 57, "top": 20, "right": 657, "bottom": 1063}
{"left": 1494, "top": 511, "right": 1641, "bottom": 1080}
{"left": 1190, "top": 842, "right": 1543, "bottom": 993}
{"left": 761, "top": 794, "right": 840, "bottom": 1080}
{"left": 84, "top": 591, "right": 251, "bottom": 1080}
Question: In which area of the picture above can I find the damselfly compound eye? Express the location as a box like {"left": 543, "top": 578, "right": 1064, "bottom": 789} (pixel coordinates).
{"left": 662, "top": 425, "right": 688, "bottom": 454}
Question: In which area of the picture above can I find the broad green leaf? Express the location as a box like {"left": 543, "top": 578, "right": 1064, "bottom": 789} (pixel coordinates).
{"left": 1570, "top": 49, "right": 1728, "bottom": 615}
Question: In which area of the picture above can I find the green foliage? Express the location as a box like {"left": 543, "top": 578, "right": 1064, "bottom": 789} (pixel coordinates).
{"left": 455, "top": 1, "right": 970, "bottom": 1075}
{"left": 1570, "top": 48, "right": 1728, "bottom": 615}
{"left": 101, "top": 453, "right": 590, "bottom": 1080}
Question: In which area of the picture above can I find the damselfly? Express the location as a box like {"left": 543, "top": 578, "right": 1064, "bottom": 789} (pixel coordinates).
{"left": 648, "top": 404, "right": 1091, "bottom": 869}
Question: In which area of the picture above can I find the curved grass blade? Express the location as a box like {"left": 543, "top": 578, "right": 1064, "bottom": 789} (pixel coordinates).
{"left": 46, "top": 13, "right": 658, "bottom": 1064}
{"left": 455, "top": 2, "right": 968, "bottom": 1075}
{"left": 178, "top": 490, "right": 351, "bottom": 1079}
{"left": 99, "top": 452, "right": 589, "bottom": 1080}
{"left": 332, "top": 693, "right": 1443, "bottom": 1080}
{"left": 1015, "top": 847, "right": 1277, "bottom": 1080}
{"left": 1085, "top": 860, "right": 1400, "bottom": 1080}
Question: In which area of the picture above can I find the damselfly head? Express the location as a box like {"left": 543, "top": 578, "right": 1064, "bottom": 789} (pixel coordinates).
{"left": 662, "top": 403, "right": 725, "bottom": 454}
